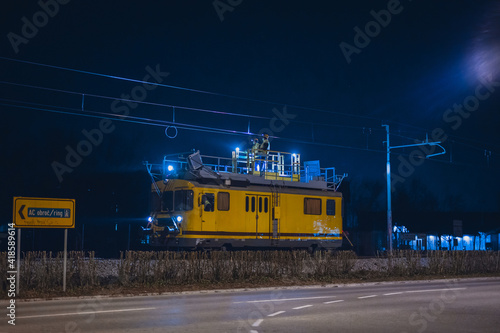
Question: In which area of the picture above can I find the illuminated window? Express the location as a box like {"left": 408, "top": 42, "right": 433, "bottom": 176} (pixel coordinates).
{"left": 326, "top": 199, "right": 336, "bottom": 216}
{"left": 304, "top": 198, "right": 321, "bottom": 215}
{"left": 217, "top": 192, "right": 230, "bottom": 211}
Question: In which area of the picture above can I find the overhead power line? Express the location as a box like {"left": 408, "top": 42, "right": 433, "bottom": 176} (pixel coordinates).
{"left": 0, "top": 56, "right": 382, "bottom": 122}
{"left": 0, "top": 100, "right": 385, "bottom": 153}
{"left": 0, "top": 80, "right": 380, "bottom": 131}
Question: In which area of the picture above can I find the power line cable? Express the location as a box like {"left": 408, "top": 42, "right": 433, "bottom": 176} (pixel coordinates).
{"left": 0, "top": 56, "right": 382, "bottom": 121}
{"left": 0, "top": 101, "right": 385, "bottom": 153}
{"left": 0, "top": 80, "right": 380, "bottom": 131}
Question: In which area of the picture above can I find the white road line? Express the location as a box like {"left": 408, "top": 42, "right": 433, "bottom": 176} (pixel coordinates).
{"left": 18, "top": 307, "right": 157, "bottom": 319}
{"left": 250, "top": 330, "right": 259, "bottom": 333}
{"left": 324, "top": 300, "right": 344, "bottom": 304}
{"left": 268, "top": 311, "right": 286, "bottom": 317}
{"left": 234, "top": 296, "right": 336, "bottom": 304}
{"left": 358, "top": 295, "right": 377, "bottom": 299}
{"left": 293, "top": 305, "right": 313, "bottom": 310}
{"left": 405, "top": 288, "right": 466, "bottom": 293}
{"left": 252, "top": 319, "right": 264, "bottom": 327}
{"left": 384, "top": 292, "right": 404, "bottom": 296}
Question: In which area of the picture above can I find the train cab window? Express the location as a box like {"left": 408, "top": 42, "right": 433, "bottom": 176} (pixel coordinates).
{"left": 217, "top": 192, "right": 230, "bottom": 211}
{"left": 264, "top": 197, "right": 268, "bottom": 213}
{"left": 304, "top": 198, "right": 321, "bottom": 215}
{"left": 326, "top": 199, "right": 336, "bottom": 216}
{"left": 245, "top": 196, "right": 249, "bottom": 212}
{"left": 259, "top": 197, "right": 262, "bottom": 212}
{"left": 174, "top": 190, "right": 194, "bottom": 211}
{"left": 162, "top": 191, "right": 173, "bottom": 212}
{"left": 251, "top": 197, "right": 256, "bottom": 212}
{"left": 203, "top": 193, "right": 215, "bottom": 212}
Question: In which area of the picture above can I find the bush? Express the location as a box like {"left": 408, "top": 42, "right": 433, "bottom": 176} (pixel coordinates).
{"left": 1, "top": 250, "right": 499, "bottom": 298}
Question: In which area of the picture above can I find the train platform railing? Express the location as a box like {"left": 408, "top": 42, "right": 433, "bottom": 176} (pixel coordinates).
{"left": 301, "top": 162, "right": 347, "bottom": 190}
{"left": 231, "top": 149, "right": 301, "bottom": 181}
{"left": 144, "top": 150, "right": 346, "bottom": 189}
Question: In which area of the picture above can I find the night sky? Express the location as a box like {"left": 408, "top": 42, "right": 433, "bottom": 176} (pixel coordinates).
{"left": 1, "top": 1, "right": 500, "bottom": 242}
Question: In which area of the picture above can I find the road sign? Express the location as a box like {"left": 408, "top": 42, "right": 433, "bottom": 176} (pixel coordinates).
{"left": 13, "top": 197, "right": 75, "bottom": 228}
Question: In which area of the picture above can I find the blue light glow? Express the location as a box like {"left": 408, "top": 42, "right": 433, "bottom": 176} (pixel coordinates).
{"left": 168, "top": 165, "right": 174, "bottom": 172}
{"left": 148, "top": 216, "right": 153, "bottom": 222}
{"left": 176, "top": 215, "right": 183, "bottom": 223}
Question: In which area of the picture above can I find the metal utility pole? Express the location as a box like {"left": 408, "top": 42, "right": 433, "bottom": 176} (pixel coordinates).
{"left": 382, "top": 125, "right": 445, "bottom": 253}
{"left": 382, "top": 125, "right": 392, "bottom": 252}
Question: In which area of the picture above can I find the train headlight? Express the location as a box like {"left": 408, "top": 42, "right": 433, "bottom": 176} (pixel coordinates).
{"left": 148, "top": 216, "right": 153, "bottom": 222}
{"left": 176, "top": 215, "right": 183, "bottom": 223}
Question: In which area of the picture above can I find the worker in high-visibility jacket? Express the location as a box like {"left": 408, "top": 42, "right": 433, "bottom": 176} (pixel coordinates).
{"left": 258, "top": 133, "right": 270, "bottom": 172}
{"left": 249, "top": 138, "right": 260, "bottom": 173}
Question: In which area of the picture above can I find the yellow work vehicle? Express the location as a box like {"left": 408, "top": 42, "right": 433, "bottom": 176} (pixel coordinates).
{"left": 142, "top": 149, "right": 347, "bottom": 250}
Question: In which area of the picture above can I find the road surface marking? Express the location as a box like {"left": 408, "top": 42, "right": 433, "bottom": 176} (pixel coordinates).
{"left": 358, "top": 295, "right": 377, "bottom": 299}
{"left": 405, "top": 288, "right": 466, "bottom": 294}
{"left": 324, "top": 300, "right": 344, "bottom": 304}
{"left": 293, "top": 305, "right": 313, "bottom": 310}
{"left": 250, "top": 330, "right": 258, "bottom": 333}
{"left": 17, "top": 307, "right": 156, "bottom": 319}
{"left": 252, "top": 319, "right": 264, "bottom": 327}
{"left": 234, "top": 296, "right": 336, "bottom": 304}
{"left": 384, "top": 292, "right": 404, "bottom": 296}
{"left": 268, "top": 311, "right": 286, "bottom": 317}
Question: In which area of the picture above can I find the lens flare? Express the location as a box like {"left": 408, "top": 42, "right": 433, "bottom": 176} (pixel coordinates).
{"left": 470, "top": 3, "right": 500, "bottom": 81}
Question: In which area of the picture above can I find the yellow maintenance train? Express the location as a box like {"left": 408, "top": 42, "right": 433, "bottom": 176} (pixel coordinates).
{"left": 142, "top": 149, "right": 346, "bottom": 250}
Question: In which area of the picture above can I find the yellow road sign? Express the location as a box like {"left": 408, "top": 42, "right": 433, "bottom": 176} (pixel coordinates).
{"left": 13, "top": 197, "right": 75, "bottom": 228}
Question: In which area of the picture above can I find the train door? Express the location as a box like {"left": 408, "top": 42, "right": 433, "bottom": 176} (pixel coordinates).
{"left": 200, "top": 192, "right": 215, "bottom": 231}
{"left": 257, "top": 195, "right": 271, "bottom": 236}
{"left": 245, "top": 194, "right": 271, "bottom": 237}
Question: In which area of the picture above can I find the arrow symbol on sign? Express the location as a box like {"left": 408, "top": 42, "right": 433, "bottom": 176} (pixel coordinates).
{"left": 18, "top": 205, "right": 25, "bottom": 219}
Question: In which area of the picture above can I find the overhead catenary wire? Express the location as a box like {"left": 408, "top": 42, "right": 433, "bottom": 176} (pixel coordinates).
{"left": 0, "top": 58, "right": 496, "bottom": 166}
{"left": 0, "top": 56, "right": 382, "bottom": 121}
{"left": 0, "top": 80, "right": 382, "bottom": 132}
{"left": 3, "top": 99, "right": 498, "bottom": 172}
{"left": 0, "top": 101, "right": 386, "bottom": 153}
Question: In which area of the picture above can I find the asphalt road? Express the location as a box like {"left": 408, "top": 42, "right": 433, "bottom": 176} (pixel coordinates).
{"left": 3, "top": 278, "right": 500, "bottom": 333}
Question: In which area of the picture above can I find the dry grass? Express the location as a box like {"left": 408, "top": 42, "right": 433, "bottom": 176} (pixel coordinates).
{"left": 1, "top": 250, "right": 499, "bottom": 298}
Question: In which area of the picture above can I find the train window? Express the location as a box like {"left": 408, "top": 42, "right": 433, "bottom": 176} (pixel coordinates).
{"left": 304, "top": 198, "right": 321, "bottom": 215}
{"left": 217, "top": 192, "right": 230, "bottom": 211}
{"left": 245, "top": 196, "right": 249, "bottom": 212}
{"left": 161, "top": 191, "right": 173, "bottom": 211}
{"left": 259, "top": 197, "right": 262, "bottom": 212}
{"left": 174, "top": 190, "right": 194, "bottom": 211}
{"left": 251, "top": 197, "right": 256, "bottom": 212}
{"left": 264, "top": 197, "right": 268, "bottom": 213}
{"left": 327, "top": 199, "right": 336, "bottom": 216}
{"left": 203, "top": 193, "right": 215, "bottom": 212}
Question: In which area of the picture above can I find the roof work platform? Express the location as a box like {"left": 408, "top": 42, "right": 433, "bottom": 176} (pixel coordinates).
{"left": 144, "top": 149, "right": 347, "bottom": 191}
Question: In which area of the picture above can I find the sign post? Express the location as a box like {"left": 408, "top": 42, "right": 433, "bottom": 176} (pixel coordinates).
{"left": 63, "top": 229, "right": 68, "bottom": 292}
{"left": 13, "top": 197, "right": 75, "bottom": 294}
{"left": 16, "top": 229, "right": 21, "bottom": 296}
